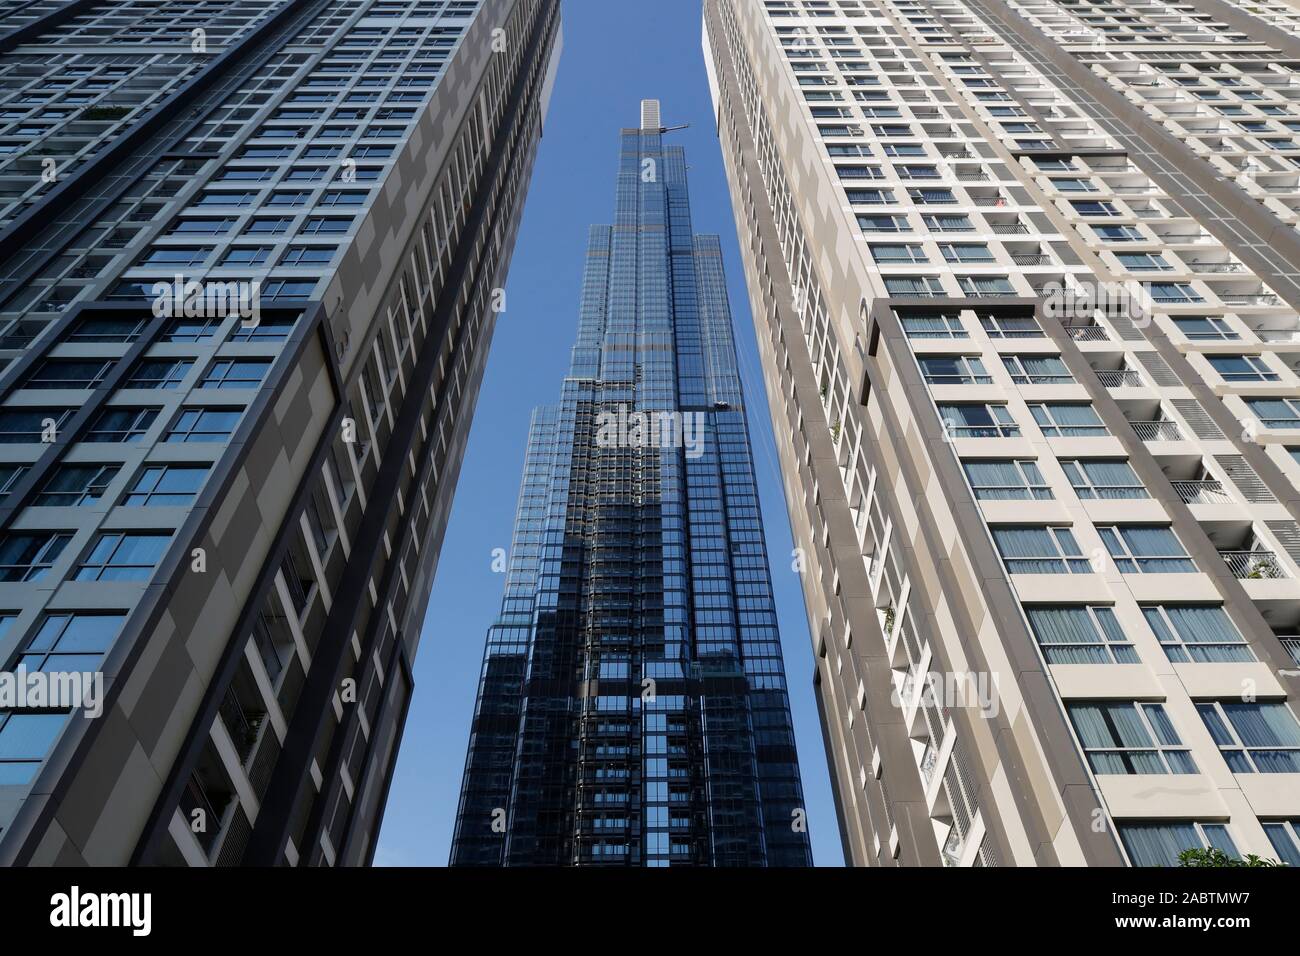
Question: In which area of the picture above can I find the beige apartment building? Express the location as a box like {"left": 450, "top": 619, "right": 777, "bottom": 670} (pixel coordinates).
{"left": 703, "top": 0, "right": 1300, "bottom": 866}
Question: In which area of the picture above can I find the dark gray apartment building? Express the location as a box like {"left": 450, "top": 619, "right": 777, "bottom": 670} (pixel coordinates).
{"left": 0, "top": 0, "right": 560, "bottom": 866}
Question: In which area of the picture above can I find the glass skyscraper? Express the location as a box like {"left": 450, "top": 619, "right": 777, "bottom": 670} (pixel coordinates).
{"left": 451, "top": 100, "right": 812, "bottom": 867}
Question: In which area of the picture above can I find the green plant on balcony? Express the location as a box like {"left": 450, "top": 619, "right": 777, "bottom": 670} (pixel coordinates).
{"left": 830, "top": 418, "right": 842, "bottom": 443}
{"left": 1177, "top": 847, "right": 1284, "bottom": 868}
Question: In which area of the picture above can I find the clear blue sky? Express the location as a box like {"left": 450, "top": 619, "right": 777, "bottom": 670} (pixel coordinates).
{"left": 375, "top": 0, "right": 844, "bottom": 867}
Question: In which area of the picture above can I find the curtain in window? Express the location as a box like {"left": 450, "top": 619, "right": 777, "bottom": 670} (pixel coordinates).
{"left": 1161, "top": 606, "right": 1249, "bottom": 662}
{"left": 1079, "top": 460, "right": 1141, "bottom": 497}
{"left": 1263, "top": 825, "right": 1300, "bottom": 867}
{"left": 964, "top": 461, "right": 1027, "bottom": 499}
{"left": 1248, "top": 398, "right": 1300, "bottom": 423}
{"left": 1018, "top": 355, "right": 1070, "bottom": 379}
{"left": 1222, "top": 703, "right": 1300, "bottom": 747}
{"left": 1115, "top": 526, "right": 1187, "bottom": 564}
{"left": 1045, "top": 404, "right": 1102, "bottom": 429}
{"left": 1119, "top": 823, "right": 1202, "bottom": 867}
{"left": 992, "top": 527, "right": 1060, "bottom": 573}
{"left": 1026, "top": 607, "right": 1109, "bottom": 663}
{"left": 1069, "top": 703, "right": 1163, "bottom": 774}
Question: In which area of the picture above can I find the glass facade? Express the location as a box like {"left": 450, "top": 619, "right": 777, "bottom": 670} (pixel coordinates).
{"left": 451, "top": 104, "right": 812, "bottom": 867}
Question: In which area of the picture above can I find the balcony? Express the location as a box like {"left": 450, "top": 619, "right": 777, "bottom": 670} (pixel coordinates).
{"left": 1171, "top": 480, "right": 1233, "bottom": 505}
{"left": 1067, "top": 324, "right": 1110, "bottom": 342}
{"left": 1130, "top": 420, "right": 1184, "bottom": 441}
{"left": 1011, "top": 252, "right": 1052, "bottom": 266}
{"left": 1095, "top": 369, "right": 1144, "bottom": 388}
{"left": 1280, "top": 637, "right": 1300, "bottom": 665}
{"left": 1219, "top": 293, "right": 1283, "bottom": 307}
{"left": 990, "top": 222, "right": 1029, "bottom": 235}
{"left": 1219, "top": 550, "right": 1287, "bottom": 580}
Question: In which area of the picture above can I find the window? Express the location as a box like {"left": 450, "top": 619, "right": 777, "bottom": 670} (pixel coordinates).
{"left": 280, "top": 246, "right": 337, "bottom": 266}
{"left": 869, "top": 243, "right": 926, "bottom": 264}
{"left": 1061, "top": 459, "right": 1147, "bottom": 499}
{"left": 1262, "top": 821, "right": 1300, "bottom": 867}
{"left": 1119, "top": 822, "right": 1239, "bottom": 867}
{"left": 33, "top": 464, "right": 119, "bottom": 506}
{"left": 65, "top": 317, "right": 148, "bottom": 343}
{"left": 1003, "top": 354, "right": 1072, "bottom": 384}
{"left": 0, "top": 712, "right": 66, "bottom": 785}
{"left": 1050, "top": 177, "right": 1097, "bottom": 192}
{"left": 230, "top": 317, "right": 296, "bottom": 342}
{"left": 123, "top": 464, "right": 209, "bottom": 507}
{"left": 1197, "top": 701, "right": 1300, "bottom": 773}
{"left": 919, "top": 355, "right": 990, "bottom": 385}
{"left": 1030, "top": 403, "right": 1107, "bottom": 438}
{"left": 244, "top": 218, "right": 293, "bottom": 236}
{"left": 0, "top": 532, "right": 73, "bottom": 582}
{"left": 923, "top": 213, "right": 974, "bottom": 232}
{"left": 74, "top": 532, "right": 171, "bottom": 582}
{"left": 897, "top": 311, "right": 965, "bottom": 338}
{"left": 959, "top": 276, "right": 1015, "bottom": 297}
{"left": 162, "top": 318, "right": 222, "bottom": 342}
{"left": 1068, "top": 702, "right": 1196, "bottom": 774}
{"left": 1071, "top": 200, "right": 1119, "bottom": 216}
{"left": 301, "top": 217, "right": 352, "bottom": 235}
{"left": 1142, "top": 605, "right": 1254, "bottom": 663}
{"left": 0, "top": 465, "right": 23, "bottom": 498}
{"left": 14, "top": 612, "right": 124, "bottom": 673}
{"left": 884, "top": 275, "right": 944, "bottom": 296}
{"left": 1146, "top": 281, "right": 1203, "bottom": 304}
{"left": 1208, "top": 355, "right": 1279, "bottom": 383}
{"left": 200, "top": 359, "right": 269, "bottom": 389}
{"left": 979, "top": 313, "right": 1041, "bottom": 338}
{"left": 991, "top": 526, "right": 1091, "bottom": 574}
{"left": 261, "top": 280, "right": 316, "bottom": 300}
{"left": 857, "top": 214, "right": 910, "bottom": 233}
{"left": 124, "top": 358, "right": 191, "bottom": 390}
{"left": 1116, "top": 252, "right": 1172, "bottom": 272}
{"left": 846, "top": 188, "right": 895, "bottom": 205}
{"left": 1098, "top": 525, "right": 1195, "bottom": 573}
{"left": 83, "top": 407, "right": 159, "bottom": 443}
{"left": 1172, "top": 316, "right": 1237, "bottom": 340}
{"left": 1093, "top": 225, "right": 1144, "bottom": 242}
{"left": 1026, "top": 606, "right": 1137, "bottom": 664}
{"left": 220, "top": 247, "right": 273, "bottom": 267}
{"left": 962, "top": 459, "right": 1051, "bottom": 500}
{"left": 138, "top": 247, "right": 211, "bottom": 269}
{"left": 938, "top": 403, "right": 1018, "bottom": 438}
{"left": 164, "top": 408, "right": 242, "bottom": 443}
{"left": 0, "top": 408, "right": 73, "bottom": 443}
{"left": 23, "top": 359, "right": 113, "bottom": 390}
{"left": 1247, "top": 398, "right": 1300, "bottom": 429}
{"left": 940, "top": 243, "right": 993, "bottom": 263}
{"left": 167, "top": 218, "right": 236, "bottom": 236}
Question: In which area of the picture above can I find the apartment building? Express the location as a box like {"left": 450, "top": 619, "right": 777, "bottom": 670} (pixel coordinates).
{"left": 0, "top": 0, "right": 561, "bottom": 866}
{"left": 450, "top": 101, "right": 812, "bottom": 867}
{"left": 704, "top": 0, "right": 1300, "bottom": 866}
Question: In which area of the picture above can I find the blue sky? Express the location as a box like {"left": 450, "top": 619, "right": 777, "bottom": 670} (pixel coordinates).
{"left": 375, "top": 0, "right": 843, "bottom": 867}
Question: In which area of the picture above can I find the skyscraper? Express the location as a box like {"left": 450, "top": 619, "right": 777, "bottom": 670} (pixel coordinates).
{"left": 704, "top": 0, "right": 1300, "bottom": 867}
{"left": 0, "top": 0, "right": 560, "bottom": 867}
{"left": 451, "top": 100, "right": 813, "bottom": 867}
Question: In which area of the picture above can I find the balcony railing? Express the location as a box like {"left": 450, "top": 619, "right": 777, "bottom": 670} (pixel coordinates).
{"left": 1131, "top": 420, "right": 1184, "bottom": 441}
{"left": 1067, "top": 325, "right": 1110, "bottom": 341}
{"left": 1011, "top": 253, "right": 1051, "bottom": 266}
{"left": 990, "top": 223, "right": 1029, "bottom": 234}
{"left": 1171, "top": 480, "right": 1233, "bottom": 505}
{"left": 1280, "top": 637, "right": 1300, "bottom": 665}
{"left": 1220, "top": 550, "right": 1287, "bottom": 579}
{"left": 1186, "top": 262, "right": 1246, "bottom": 274}
{"left": 1220, "top": 293, "right": 1283, "bottom": 306}
{"left": 1095, "top": 369, "right": 1144, "bottom": 387}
